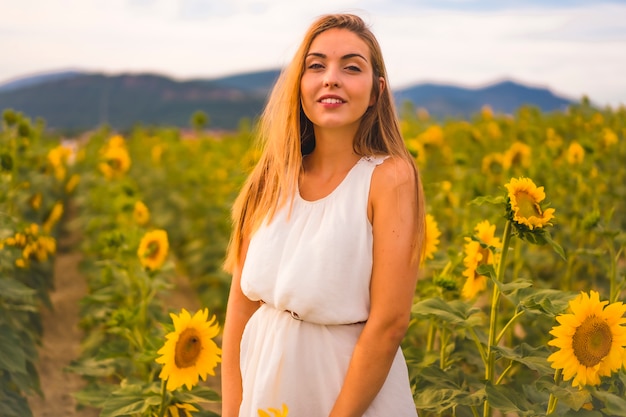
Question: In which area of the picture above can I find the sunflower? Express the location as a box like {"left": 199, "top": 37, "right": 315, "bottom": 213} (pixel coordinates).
{"left": 503, "top": 141, "right": 532, "bottom": 169}
{"left": 106, "top": 134, "right": 127, "bottom": 149}
{"left": 137, "top": 229, "right": 169, "bottom": 270}
{"left": 566, "top": 142, "right": 585, "bottom": 165}
{"left": 258, "top": 404, "right": 289, "bottom": 417}
{"left": 47, "top": 145, "right": 71, "bottom": 181}
{"left": 29, "top": 193, "right": 42, "bottom": 210}
{"left": 99, "top": 146, "right": 131, "bottom": 179}
{"left": 156, "top": 308, "right": 221, "bottom": 391}
{"left": 422, "top": 214, "right": 441, "bottom": 263}
{"left": 167, "top": 403, "right": 198, "bottom": 417}
{"left": 65, "top": 174, "right": 80, "bottom": 194}
{"left": 505, "top": 177, "right": 555, "bottom": 231}
{"left": 602, "top": 128, "right": 618, "bottom": 148}
{"left": 548, "top": 290, "right": 626, "bottom": 387}
{"left": 417, "top": 125, "right": 444, "bottom": 147}
{"left": 133, "top": 201, "right": 150, "bottom": 226}
{"left": 461, "top": 220, "right": 501, "bottom": 299}
{"left": 481, "top": 152, "right": 508, "bottom": 177}
{"left": 43, "top": 202, "right": 64, "bottom": 232}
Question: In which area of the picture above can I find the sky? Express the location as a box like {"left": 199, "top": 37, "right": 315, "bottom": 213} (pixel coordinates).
{"left": 1, "top": 0, "right": 625, "bottom": 107}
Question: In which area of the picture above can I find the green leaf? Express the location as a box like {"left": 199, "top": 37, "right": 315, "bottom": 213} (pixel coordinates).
{"left": 0, "top": 389, "right": 33, "bottom": 417}
{"left": 485, "top": 382, "right": 542, "bottom": 416}
{"left": 173, "top": 385, "right": 221, "bottom": 403}
{"left": 66, "top": 357, "right": 119, "bottom": 377}
{"left": 542, "top": 230, "right": 566, "bottom": 260}
{"left": 492, "top": 277, "right": 533, "bottom": 296}
{"left": 476, "top": 264, "right": 496, "bottom": 280}
{"left": 491, "top": 343, "right": 553, "bottom": 374}
{"left": 72, "top": 383, "right": 116, "bottom": 408}
{"left": 99, "top": 384, "right": 162, "bottom": 417}
{"left": 515, "top": 288, "right": 577, "bottom": 316}
{"left": 414, "top": 387, "right": 475, "bottom": 413}
{"left": 592, "top": 390, "right": 626, "bottom": 416}
{"left": 0, "top": 325, "right": 27, "bottom": 374}
{"left": 412, "top": 297, "right": 482, "bottom": 328}
{"left": 0, "top": 277, "right": 36, "bottom": 302}
{"left": 562, "top": 410, "right": 603, "bottom": 417}
{"left": 469, "top": 195, "right": 506, "bottom": 206}
{"left": 536, "top": 377, "right": 590, "bottom": 411}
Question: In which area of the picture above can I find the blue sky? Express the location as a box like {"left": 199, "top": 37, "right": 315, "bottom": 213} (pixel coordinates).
{"left": 1, "top": 0, "right": 625, "bottom": 106}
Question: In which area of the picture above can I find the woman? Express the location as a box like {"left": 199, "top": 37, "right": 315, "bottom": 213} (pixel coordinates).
{"left": 221, "top": 13, "right": 426, "bottom": 417}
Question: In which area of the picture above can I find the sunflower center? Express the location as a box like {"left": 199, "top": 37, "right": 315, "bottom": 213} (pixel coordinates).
{"left": 146, "top": 241, "right": 160, "bottom": 259}
{"left": 572, "top": 315, "right": 612, "bottom": 367}
{"left": 108, "top": 158, "right": 122, "bottom": 170}
{"left": 174, "top": 328, "right": 203, "bottom": 368}
{"left": 516, "top": 192, "right": 540, "bottom": 218}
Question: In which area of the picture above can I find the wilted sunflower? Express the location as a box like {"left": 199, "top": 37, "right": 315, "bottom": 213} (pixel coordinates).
{"left": 258, "top": 404, "right": 289, "bottom": 417}
{"left": 156, "top": 308, "right": 221, "bottom": 391}
{"left": 422, "top": 214, "right": 441, "bottom": 263}
{"left": 548, "top": 290, "right": 626, "bottom": 387}
{"left": 137, "top": 229, "right": 169, "bottom": 270}
{"left": 505, "top": 177, "right": 555, "bottom": 231}
{"left": 461, "top": 220, "right": 501, "bottom": 299}
{"left": 133, "top": 201, "right": 150, "bottom": 226}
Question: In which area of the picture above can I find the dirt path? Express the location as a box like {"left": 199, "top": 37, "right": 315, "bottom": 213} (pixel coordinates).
{"left": 27, "top": 215, "right": 222, "bottom": 416}
{"left": 27, "top": 246, "right": 99, "bottom": 417}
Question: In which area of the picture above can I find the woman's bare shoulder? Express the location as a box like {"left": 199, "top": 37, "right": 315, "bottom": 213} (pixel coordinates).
{"left": 370, "top": 155, "right": 417, "bottom": 193}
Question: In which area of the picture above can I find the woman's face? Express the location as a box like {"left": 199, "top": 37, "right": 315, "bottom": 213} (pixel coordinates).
{"left": 300, "top": 28, "right": 381, "bottom": 134}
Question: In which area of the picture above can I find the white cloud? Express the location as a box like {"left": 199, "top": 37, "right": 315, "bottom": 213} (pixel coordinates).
{"left": 0, "top": 0, "right": 624, "bottom": 106}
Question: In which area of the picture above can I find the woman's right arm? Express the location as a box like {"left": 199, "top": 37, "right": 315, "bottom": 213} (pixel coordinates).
{"left": 221, "top": 238, "right": 259, "bottom": 417}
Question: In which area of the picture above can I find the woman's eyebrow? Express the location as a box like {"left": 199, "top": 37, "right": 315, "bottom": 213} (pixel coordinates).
{"left": 306, "top": 52, "right": 369, "bottom": 62}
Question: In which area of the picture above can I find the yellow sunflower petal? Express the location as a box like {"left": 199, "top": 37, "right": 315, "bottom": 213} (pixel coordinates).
{"left": 547, "top": 290, "right": 626, "bottom": 388}
{"left": 156, "top": 308, "right": 222, "bottom": 391}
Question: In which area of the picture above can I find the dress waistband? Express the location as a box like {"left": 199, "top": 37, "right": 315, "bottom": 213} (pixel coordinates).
{"left": 259, "top": 300, "right": 366, "bottom": 325}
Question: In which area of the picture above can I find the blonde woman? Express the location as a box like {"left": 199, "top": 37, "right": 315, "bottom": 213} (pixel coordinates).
{"left": 221, "top": 13, "right": 425, "bottom": 417}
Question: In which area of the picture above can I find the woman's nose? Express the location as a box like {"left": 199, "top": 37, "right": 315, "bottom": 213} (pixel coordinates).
{"left": 323, "top": 67, "right": 340, "bottom": 87}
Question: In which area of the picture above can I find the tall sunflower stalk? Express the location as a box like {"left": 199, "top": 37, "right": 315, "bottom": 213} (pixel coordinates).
{"left": 483, "top": 220, "right": 513, "bottom": 417}
{"left": 483, "top": 177, "right": 560, "bottom": 417}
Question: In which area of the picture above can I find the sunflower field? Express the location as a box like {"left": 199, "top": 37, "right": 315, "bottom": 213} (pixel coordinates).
{"left": 1, "top": 97, "right": 625, "bottom": 417}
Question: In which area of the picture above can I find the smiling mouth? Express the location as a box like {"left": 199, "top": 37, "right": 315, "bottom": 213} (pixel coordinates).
{"left": 320, "top": 98, "right": 344, "bottom": 104}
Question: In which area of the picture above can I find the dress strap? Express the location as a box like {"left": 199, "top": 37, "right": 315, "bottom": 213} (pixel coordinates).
{"left": 362, "top": 155, "right": 390, "bottom": 166}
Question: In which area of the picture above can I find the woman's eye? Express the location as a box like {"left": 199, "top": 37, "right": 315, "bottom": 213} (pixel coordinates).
{"left": 307, "top": 63, "right": 323, "bottom": 70}
{"left": 346, "top": 65, "right": 362, "bottom": 72}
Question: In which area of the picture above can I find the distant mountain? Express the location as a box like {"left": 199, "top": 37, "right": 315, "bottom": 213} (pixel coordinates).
{"left": 211, "top": 69, "right": 281, "bottom": 94}
{"left": 0, "top": 69, "right": 575, "bottom": 131}
{"left": 0, "top": 72, "right": 270, "bottom": 131}
{"left": 0, "top": 70, "right": 84, "bottom": 93}
{"left": 394, "top": 79, "right": 573, "bottom": 118}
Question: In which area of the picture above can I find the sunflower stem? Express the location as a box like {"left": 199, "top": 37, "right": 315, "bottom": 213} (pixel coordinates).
{"left": 495, "top": 360, "right": 514, "bottom": 385}
{"left": 426, "top": 319, "right": 436, "bottom": 352}
{"left": 158, "top": 378, "right": 168, "bottom": 417}
{"left": 440, "top": 327, "right": 450, "bottom": 369}
{"left": 607, "top": 238, "right": 617, "bottom": 303}
{"left": 495, "top": 309, "right": 525, "bottom": 345}
{"left": 468, "top": 327, "right": 487, "bottom": 364}
{"left": 484, "top": 220, "right": 513, "bottom": 417}
{"left": 546, "top": 368, "right": 562, "bottom": 415}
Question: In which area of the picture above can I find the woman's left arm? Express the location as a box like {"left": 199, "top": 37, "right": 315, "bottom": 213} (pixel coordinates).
{"left": 329, "top": 157, "right": 420, "bottom": 417}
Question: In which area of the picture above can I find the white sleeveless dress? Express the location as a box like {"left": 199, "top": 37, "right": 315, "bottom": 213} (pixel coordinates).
{"left": 239, "top": 155, "right": 418, "bottom": 417}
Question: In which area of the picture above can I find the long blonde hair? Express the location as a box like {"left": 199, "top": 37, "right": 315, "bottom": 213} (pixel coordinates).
{"left": 224, "top": 13, "right": 426, "bottom": 272}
